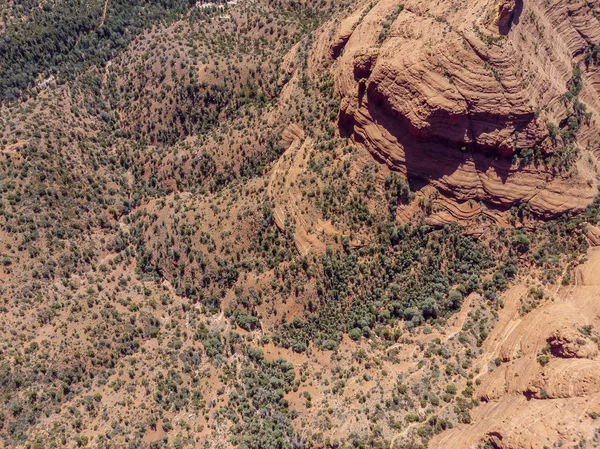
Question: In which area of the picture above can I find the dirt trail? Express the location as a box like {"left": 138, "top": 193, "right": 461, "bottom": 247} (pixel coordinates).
{"left": 99, "top": 0, "right": 109, "bottom": 27}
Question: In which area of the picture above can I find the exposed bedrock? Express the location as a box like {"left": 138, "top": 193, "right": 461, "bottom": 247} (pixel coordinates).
{"left": 331, "top": 0, "right": 600, "bottom": 218}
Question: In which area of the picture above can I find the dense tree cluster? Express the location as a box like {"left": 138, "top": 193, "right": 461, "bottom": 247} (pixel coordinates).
{"left": 0, "top": 0, "right": 195, "bottom": 103}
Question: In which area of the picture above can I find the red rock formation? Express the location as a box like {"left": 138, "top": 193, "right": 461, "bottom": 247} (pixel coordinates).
{"left": 330, "top": 0, "right": 600, "bottom": 219}
{"left": 431, "top": 250, "right": 600, "bottom": 448}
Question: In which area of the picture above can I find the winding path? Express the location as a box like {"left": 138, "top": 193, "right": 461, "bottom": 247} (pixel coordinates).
{"left": 99, "top": 0, "right": 109, "bottom": 27}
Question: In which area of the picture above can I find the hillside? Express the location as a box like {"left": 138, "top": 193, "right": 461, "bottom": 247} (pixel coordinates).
{"left": 1, "top": 0, "right": 600, "bottom": 448}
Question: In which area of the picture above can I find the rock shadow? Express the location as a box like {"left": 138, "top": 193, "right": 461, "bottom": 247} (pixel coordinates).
{"left": 339, "top": 87, "right": 534, "bottom": 192}
{"left": 499, "top": 0, "right": 524, "bottom": 35}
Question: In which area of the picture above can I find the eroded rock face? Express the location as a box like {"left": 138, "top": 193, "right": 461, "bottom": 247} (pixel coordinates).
{"left": 587, "top": 224, "right": 600, "bottom": 246}
{"left": 431, "top": 251, "right": 600, "bottom": 448}
{"left": 331, "top": 0, "right": 600, "bottom": 219}
{"left": 547, "top": 328, "right": 596, "bottom": 358}
{"left": 495, "top": 0, "right": 517, "bottom": 29}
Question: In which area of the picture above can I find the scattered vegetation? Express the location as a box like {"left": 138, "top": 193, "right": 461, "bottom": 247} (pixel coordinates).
{"left": 0, "top": 0, "right": 598, "bottom": 448}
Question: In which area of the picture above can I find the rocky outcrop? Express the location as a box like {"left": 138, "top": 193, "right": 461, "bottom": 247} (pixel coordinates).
{"left": 547, "top": 328, "right": 597, "bottom": 359}
{"left": 269, "top": 125, "right": 341, "bottom": 255}
{"left": 575, "top": 246, "right": 600, "bottom": 285}
{"left": 432, "top": 250, "right": 600, "bottom": 448}
{"left": 433, "top": 393, "right": 600, "bottom": 449}
{"left": 330, "top": 0, "right": 600, "bottom": 219}
{"left": 494, "top": 0, "right": 517, "bottom": 30}
{"left": 586, "top": 223, "right": 600, "bottom": 246}
{"left": 329, "top": 6, "right": 367, "bottom": 59}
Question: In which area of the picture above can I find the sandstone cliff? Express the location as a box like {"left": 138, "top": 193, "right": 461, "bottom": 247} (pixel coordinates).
{"left": 329, "top": 0, "right": 600, "bottom": 221}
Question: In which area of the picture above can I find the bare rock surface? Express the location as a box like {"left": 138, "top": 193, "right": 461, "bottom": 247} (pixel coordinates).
{"left": 330, "top": 0, "right": 600, "bottom": 220}
{"left": 432, "top": 250, "right": 600, "bottom": 448}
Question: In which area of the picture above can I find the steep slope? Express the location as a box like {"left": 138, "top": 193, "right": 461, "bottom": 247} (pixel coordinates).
{"left": 331, "top": 0, "right": 600, "bottom": 223}
{"left": 432, "top": 249, "right": 600, "bottom": 448}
